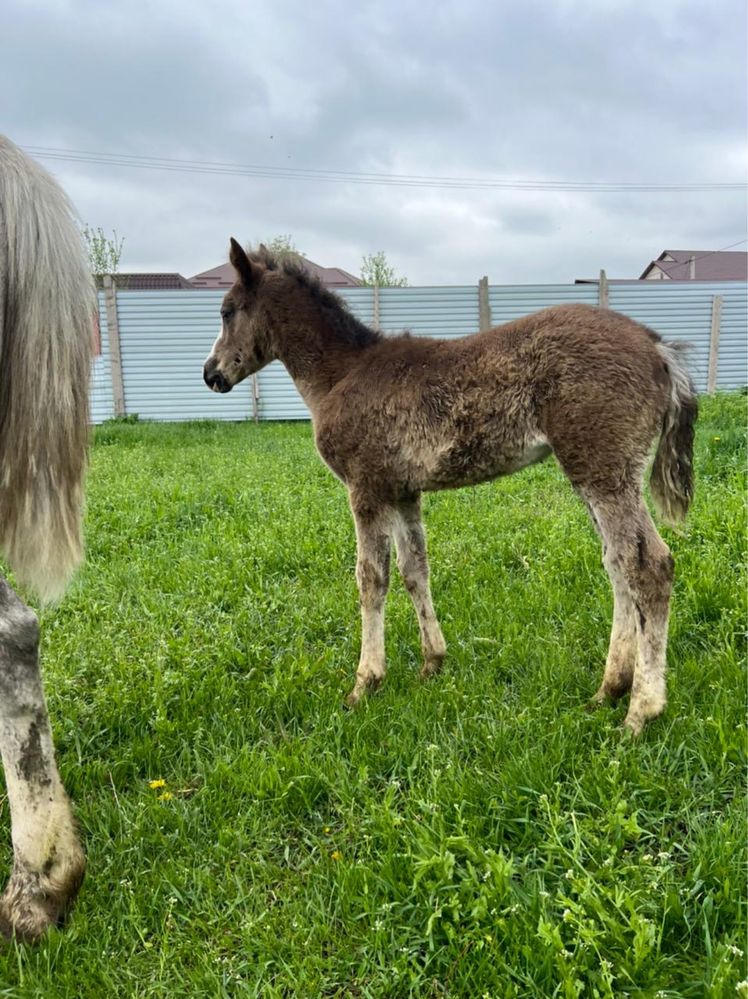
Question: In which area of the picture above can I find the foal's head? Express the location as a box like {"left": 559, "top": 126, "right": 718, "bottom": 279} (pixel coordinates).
{"left": 203, "top": 239, "right": 276, "bottom": 393}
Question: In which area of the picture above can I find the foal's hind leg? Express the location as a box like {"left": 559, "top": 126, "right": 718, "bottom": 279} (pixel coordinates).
{"left": 591, "top": 575, "right": 637, "bottom": 704}
{"left": 393, "top": 496, "right": 446, "bottom": 679}
{"left": 583, "top": 505, "right": 637, "bottom": 703}
{"left": 345, "top": 496, "right": 393, "bottom": 708}
{"left": 0, "top": 580, "right": 85, "bottom": 941}
{"left": 586, "top": 494, "right": 674, "bottom": 734}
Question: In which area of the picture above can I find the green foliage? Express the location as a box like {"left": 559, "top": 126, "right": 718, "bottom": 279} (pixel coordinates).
{"left": 264, "top": 234, "right": 305, "bottom": 264}
{"left": 0, "top": 394, "right": 744, "bottom": 996}
{"left": 360, "top": 250, "right": 409, "bottom": 287}
{"left": 81, "top": 224, "right": 125, "bottom": 282}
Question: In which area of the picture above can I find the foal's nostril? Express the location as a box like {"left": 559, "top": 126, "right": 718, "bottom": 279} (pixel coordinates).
{"left": 203, "top": 360, "right": 231, "bottom": 393}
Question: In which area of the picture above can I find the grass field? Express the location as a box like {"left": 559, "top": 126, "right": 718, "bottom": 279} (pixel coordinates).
{"left": 0, "top": 392, "right": 744, "bottom": 997}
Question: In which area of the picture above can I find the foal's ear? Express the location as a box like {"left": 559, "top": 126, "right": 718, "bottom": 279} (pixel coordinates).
{"left": 229, "top": 238, "right": 259, "bottom": 288}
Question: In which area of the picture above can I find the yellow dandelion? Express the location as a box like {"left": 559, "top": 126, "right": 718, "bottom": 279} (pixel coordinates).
{"left": 148, "top": 779, "right": 166, "bottom": 789}
{"left": 324, "top": 826, "right": 331, "bottom": 834}
{"left": 158, "top": 791, "right": 173, "bottom": 801}
{"left": 331, "top": 850, "right": 343, "bottom": 861}
{"left": 713, "top": 436, "right": 721, "bottom": 442}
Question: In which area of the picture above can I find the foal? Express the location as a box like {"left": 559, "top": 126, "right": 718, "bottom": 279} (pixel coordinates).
{"left": 204, "top": 241, "right": 697, "bottom": 735}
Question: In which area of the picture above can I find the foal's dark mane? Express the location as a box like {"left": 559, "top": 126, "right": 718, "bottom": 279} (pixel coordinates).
{"left": 248, "top": 246, "right": 382, "bottom": 350}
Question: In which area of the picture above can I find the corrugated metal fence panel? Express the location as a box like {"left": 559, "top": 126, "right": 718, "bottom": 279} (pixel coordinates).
{"left": 379, "top": 286, "right": 480, "bottom": 337}
{"left": 87, "top": 282, "right": 747, "bottom": 423}
{"left": 254, "top": 287, "right": 376, "bottom": 420}
{"left": 256, "top": 362, "right": 309, "bottom": 420}
{"left": 116, "top": 290, "right": 253, "bottom": 420}
{"left": 338, "top": 287, "right": 376, "bottom": 326}
{"left": 488, "top": 283, "right": 600, "bottom": 323}
{"left": 90, "top": 291, "right": 114, "bottom": 423}
{"left": 609, "top": 282, "right": 747, "bottom": 392}
{"left": 716, "top": 288, "right": 748, "bottom": 390}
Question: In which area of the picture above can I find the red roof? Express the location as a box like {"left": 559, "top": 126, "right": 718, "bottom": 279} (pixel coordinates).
{"left": 639, "top": 250, "right": 747, "bottom": 281}
{"left": 115, "top": 273, "right": 195, "bottom": 289}
{"left": 190, "top": 258, "right": 361, "bottom": 289}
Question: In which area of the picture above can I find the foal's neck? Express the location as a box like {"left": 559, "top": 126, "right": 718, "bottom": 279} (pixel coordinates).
{"left": 269, "top": 282, "right": 378, "bottom": 411}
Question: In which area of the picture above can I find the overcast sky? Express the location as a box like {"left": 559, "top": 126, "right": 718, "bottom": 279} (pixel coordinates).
{"left": 4, "top": 0, "right": 746, "bottom": 284}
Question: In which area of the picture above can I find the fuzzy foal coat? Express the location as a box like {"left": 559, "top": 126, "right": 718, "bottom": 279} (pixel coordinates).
{"left": 205, "top": 243, "right": 697, "bottom": 735}
{"left": 314, "top": 305, "right": 670, "bottom": 500}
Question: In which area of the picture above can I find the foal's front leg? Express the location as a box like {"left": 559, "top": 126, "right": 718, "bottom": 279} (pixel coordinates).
{"left": 0, "top": 580, "right": 85, "bottom": 941}
{"left": 345, "top": 498, "right": 393, "bottom": 708}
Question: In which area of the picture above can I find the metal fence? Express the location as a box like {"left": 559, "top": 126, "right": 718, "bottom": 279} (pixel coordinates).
{"left": 91, "top": 279, "right": 747, "bottom": 423}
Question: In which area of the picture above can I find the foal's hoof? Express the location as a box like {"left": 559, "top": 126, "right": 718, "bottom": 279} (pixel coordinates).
{"left": 592, "top": 675, "right": 634, "bottom": 706}
{"left": 344, "top": 673, "right": 383, "bottom": 709}
{"left": 621, "top": 715, "right": 645, "bottom": 737}
{"left": 420, "top": 654, "right": 444, "bottom": 680}
{"left": 0, "top": 854, "right": 86, "bottom": 944}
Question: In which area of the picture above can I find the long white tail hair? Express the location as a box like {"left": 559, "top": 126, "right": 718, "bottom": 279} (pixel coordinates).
{"left": 0, "top": 136, "right": 95, "bottom": 602}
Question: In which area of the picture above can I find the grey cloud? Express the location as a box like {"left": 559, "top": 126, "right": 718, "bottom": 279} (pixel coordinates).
{"left": 2, "top": 0, "right": 745, "bottom": 286}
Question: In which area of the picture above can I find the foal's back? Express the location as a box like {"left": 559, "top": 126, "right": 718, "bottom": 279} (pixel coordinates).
{"left": 314, "top": 303, "right": 670, "bottom": 495}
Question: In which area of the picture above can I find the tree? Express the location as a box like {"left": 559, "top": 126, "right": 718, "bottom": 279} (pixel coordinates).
{"left": 81, "top": 225, "right": 125, "bottom": 285}
{"left": 360, "top": 251, "right": 408, "bottom": 287}
{"left": 265, "top": 234, "right": 305, "bottom": 264}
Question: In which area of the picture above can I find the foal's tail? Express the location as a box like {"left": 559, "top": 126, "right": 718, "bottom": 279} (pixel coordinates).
{"left": 650, "top": 341, "right": 698, "bottom": 525}
{"left": 0, "top": 136, "right": 95, "bottom": 602}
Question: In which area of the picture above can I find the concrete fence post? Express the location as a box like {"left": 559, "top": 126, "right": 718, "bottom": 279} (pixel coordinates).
{"left": 478, "top": 276, "right": 491, "bottom": 332}
{"left": 598, "top": 269, "right": 609, "bottom": 308}
{"left": 707, "top": 295, "right": 723, "bottom": 394}
{"left": 372, "top": 284, "right": 381, "bottom": 330}
{"left": 102, "top": 275, "right": 126, "bottom": 417}
{"left": 251, "top": 374, "right": 260, "bottom": 422}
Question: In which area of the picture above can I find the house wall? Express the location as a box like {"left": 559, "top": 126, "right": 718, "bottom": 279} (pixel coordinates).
{"left": 89, "top": 281, "right": 747, "bottom": 423}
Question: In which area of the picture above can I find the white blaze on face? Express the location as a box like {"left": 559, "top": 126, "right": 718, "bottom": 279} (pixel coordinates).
{"left": 207, "top": 327, "right": 223, "bottom": 365}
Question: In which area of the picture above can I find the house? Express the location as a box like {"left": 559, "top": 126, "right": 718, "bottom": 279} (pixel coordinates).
{"left": 190, "top": 258, "right": 362, "bottom": 289}
{"left": 639, "top": 250, "right": 748, "bottom": 281}
{"left": 112, "top": 273, "right": 195, "bottom": 289}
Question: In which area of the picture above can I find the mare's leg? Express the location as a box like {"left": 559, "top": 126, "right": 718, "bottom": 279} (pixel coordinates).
{"left": 345, "top": 495, "right": 393, "bottom": 707}
{"left": 585, "top": 493, "right": 674, "bottom": 734}
{"left": 393, "top": 495, "right": 446, "bottom": 678}
{"left": 0, "top": 580, "right": 85, "bottom": 941}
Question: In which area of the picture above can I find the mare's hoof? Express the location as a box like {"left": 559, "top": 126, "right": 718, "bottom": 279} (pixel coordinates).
{"left": 0, "top": 852, "right": 85, "bottom": 944}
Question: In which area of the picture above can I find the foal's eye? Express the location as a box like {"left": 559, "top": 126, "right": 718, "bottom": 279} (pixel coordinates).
{"left": 221, "top": 307, "right": 235, "bottom": 321}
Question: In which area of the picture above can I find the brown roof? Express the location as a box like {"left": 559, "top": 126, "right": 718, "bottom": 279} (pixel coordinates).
{"left": 639, "top": 250, "right": 748, "bottom": 281}
{"left": 115, "top": 273, "right": 195, "bottom": 290}
{"left": 190, "top": 258, "right": 362, "bottom": 289}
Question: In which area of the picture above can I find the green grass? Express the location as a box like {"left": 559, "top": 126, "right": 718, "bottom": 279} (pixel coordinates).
{"left": 0, "top": 393, "right": 745, "bottom": 998}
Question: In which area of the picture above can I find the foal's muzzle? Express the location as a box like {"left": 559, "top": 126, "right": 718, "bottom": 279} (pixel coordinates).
{"left": 203, "top": 358, "right": 232, "bottom": 393}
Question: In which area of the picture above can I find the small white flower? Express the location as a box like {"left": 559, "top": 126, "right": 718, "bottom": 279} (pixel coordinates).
{"left": 729, "top": 946, "right": 745, "bottom": 958}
